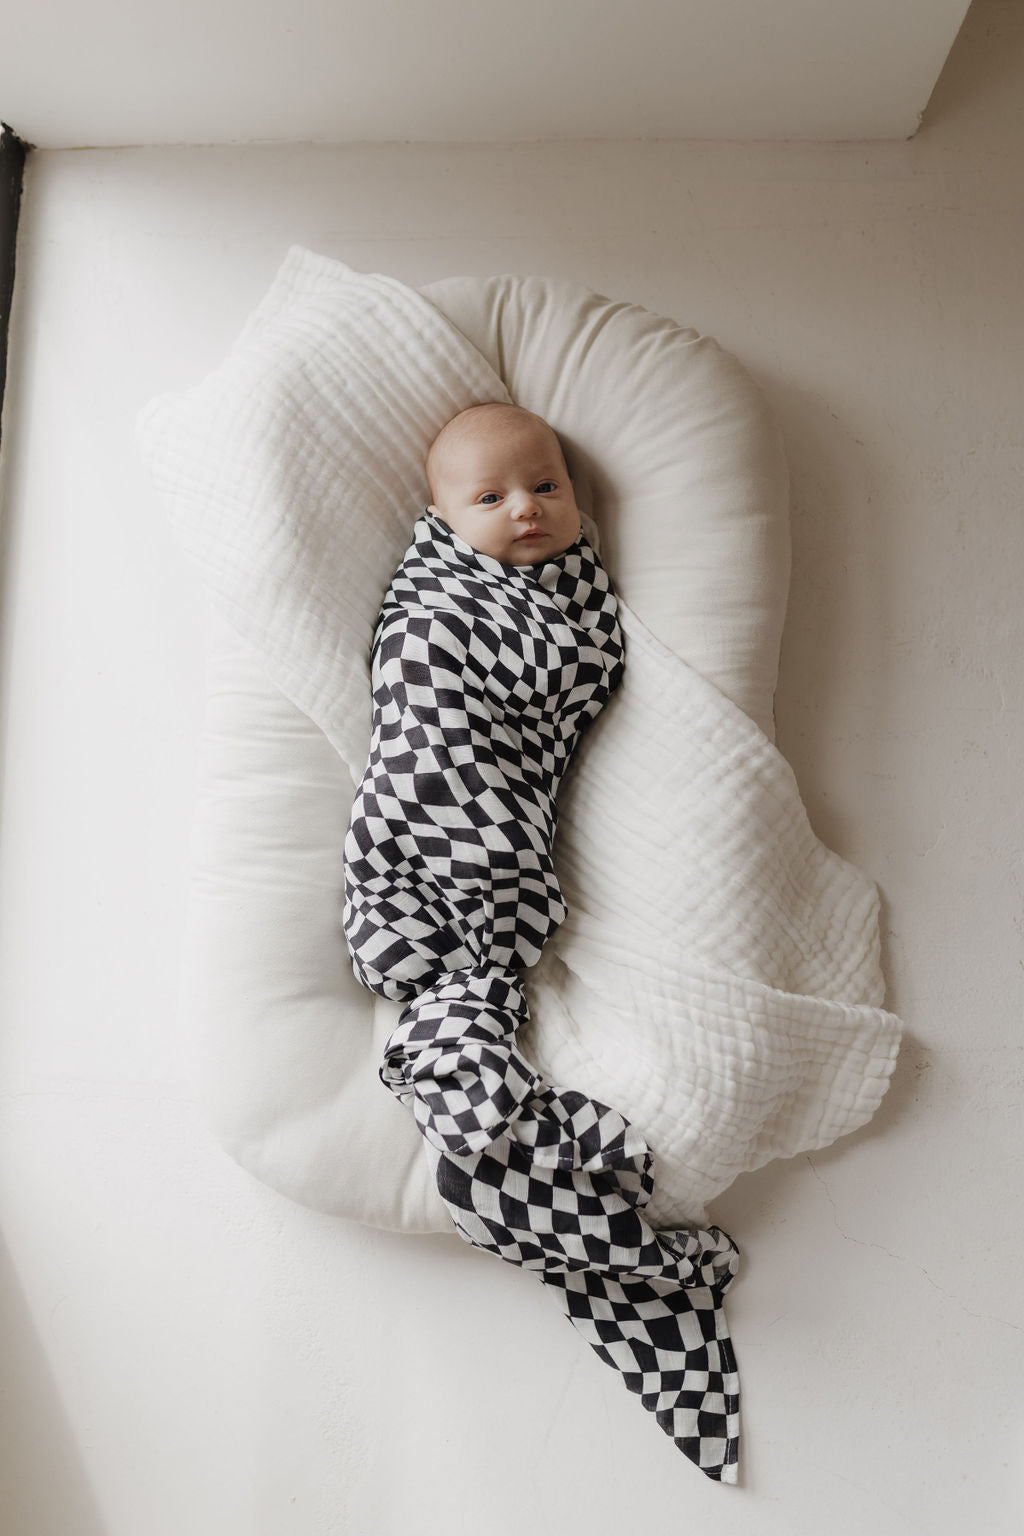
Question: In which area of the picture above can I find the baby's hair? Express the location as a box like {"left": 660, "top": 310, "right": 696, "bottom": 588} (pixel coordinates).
{"left": 425, "top": 401, "right": 570, "bottom": 505}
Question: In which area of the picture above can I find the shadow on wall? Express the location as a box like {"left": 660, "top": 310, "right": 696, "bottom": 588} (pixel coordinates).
{"left": 0, "top": 1236, "right": 110, "bottom": 1536}
{"left": 916, "top": 0, "right": 1023, "bottom": 140}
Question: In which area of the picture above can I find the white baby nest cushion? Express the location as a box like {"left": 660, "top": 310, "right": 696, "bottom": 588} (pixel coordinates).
{"left": 141, "top": 248, "right": 898, "bottom": 1233}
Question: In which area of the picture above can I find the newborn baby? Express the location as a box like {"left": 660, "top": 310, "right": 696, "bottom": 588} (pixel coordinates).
{"left": 342, "top": 397, "right": 623, "bottom": 996}
{"left": 425, "top": 400, "right": 582, "bottom": 565}
{"left": 341, "top": 397, "right": 738, "bottom": 1482}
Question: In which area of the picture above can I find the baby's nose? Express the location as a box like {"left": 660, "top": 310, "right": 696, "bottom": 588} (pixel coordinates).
{"left": 510, "top": 492, "right": 539, "bottom": 518}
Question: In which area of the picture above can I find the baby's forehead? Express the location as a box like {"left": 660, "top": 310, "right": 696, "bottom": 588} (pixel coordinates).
{"left": 439, "top": 409, "right": 555, "bottom": 465}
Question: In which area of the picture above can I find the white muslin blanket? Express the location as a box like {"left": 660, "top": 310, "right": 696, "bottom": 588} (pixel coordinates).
{"left": 137, "top": 247, "right": 902, "bottom": 1234}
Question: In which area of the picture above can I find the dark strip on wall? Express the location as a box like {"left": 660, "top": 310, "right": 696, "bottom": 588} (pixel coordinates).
{"left": 0, "top": 124, "right": 30, "bottom": 456}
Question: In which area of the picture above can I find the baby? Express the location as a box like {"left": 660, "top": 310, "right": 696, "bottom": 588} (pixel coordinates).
{"left": 425, "top": 400, "right": 582, "bottom": 565}
{"left": 342, "top": 394, "right": 622, "bottom": 1002}
{"left": 342, "top": 397, "right": 734, "bottom": 1477}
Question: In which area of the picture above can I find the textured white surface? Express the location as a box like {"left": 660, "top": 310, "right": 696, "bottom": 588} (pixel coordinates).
{"left": 136, "top": 249, "right": 897, "bottom": 1230}
{"left": 1, "top": 0, "right": 971, "bottom": 147}
{"left": 1, "top": 1, "right": 1023, "bottom": 1529}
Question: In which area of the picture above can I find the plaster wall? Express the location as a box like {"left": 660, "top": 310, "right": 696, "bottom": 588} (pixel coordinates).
{"left": 1, "top": 2, "right": 1022, "bottom": 1531}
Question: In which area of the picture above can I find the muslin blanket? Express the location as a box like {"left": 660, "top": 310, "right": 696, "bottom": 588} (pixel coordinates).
{"left": 136, "top": 247, "right": 903, "bottom": 1484}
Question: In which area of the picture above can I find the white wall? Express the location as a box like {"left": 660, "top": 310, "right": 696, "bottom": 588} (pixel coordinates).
{"left": 2, "top": 1, "right": 1022, "bottom": 1531}
{"left": 0, "top": 0, "right": 974, "bottom": 146}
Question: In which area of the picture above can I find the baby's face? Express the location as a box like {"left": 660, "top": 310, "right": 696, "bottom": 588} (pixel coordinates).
{"left": 428, "top": 413, "right": 581, "bottom": 566}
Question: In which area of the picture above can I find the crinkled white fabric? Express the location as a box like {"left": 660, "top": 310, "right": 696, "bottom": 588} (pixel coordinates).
{"left": 137, "top": 247, "right": 902, "bottom": 1231}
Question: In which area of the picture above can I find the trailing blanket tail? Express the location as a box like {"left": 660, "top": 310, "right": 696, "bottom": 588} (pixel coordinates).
{"left": 381, "top": 963, "right": 741, "bottom": 1482}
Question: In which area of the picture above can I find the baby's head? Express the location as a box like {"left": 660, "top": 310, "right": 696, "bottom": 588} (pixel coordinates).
{"left": 426, "top": 402, "right": 581, "bottom": 566}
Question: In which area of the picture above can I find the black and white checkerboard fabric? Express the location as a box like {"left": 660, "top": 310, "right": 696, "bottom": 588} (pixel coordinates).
{"left": 343, "top": 512, "right": 741, "bottom": 1480}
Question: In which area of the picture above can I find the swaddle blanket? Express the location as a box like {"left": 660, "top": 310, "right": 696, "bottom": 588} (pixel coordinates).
{"left": 344, "top": 509, "right": 740, "bottom": 1478}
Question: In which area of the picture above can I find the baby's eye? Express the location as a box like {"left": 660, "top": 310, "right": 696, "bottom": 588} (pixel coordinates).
{"left": 478, "top": 493, "right": 500, "bottom": 505}
{"left": 536, "top": 481, "right": 556, "bottom": 493}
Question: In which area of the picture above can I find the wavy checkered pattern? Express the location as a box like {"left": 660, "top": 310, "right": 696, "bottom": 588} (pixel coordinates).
{"left": 343, "top": 514, "right": 741, "bottom": 1480}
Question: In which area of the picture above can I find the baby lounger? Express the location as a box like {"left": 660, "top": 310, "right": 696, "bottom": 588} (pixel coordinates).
{"left": 140, "top": 249, "right": 900, "bottom": 1236}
